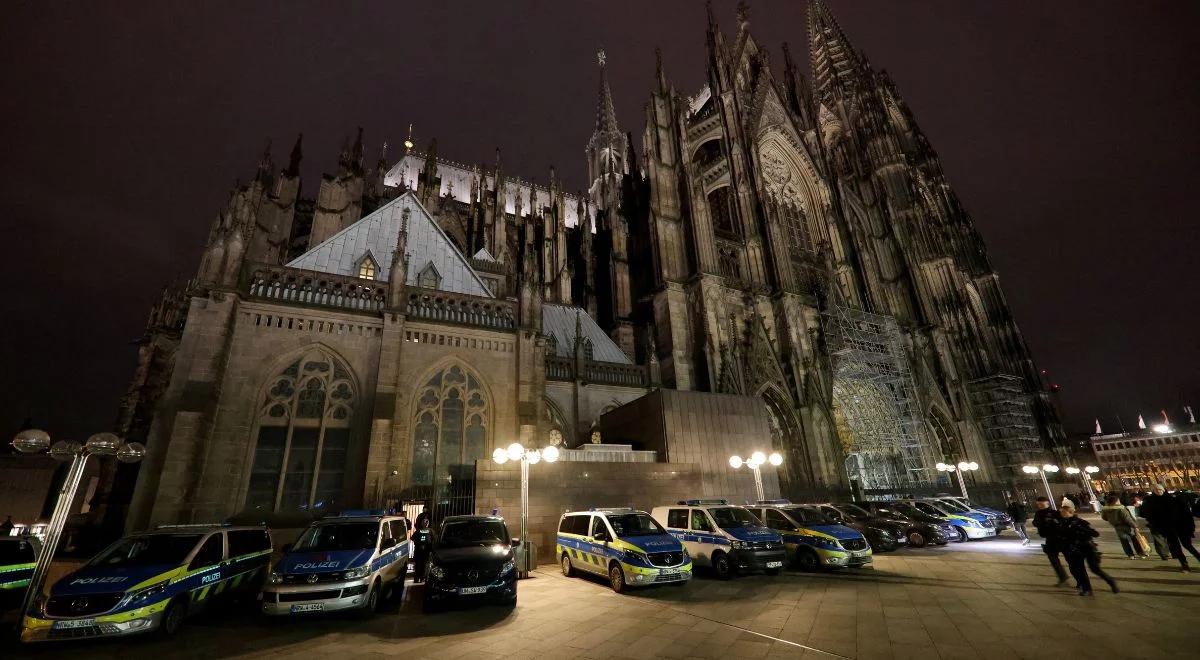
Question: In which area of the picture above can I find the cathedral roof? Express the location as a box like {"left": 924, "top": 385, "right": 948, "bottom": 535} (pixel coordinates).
{"left": 542, "top": 303, "right": 632, "bottom": 365}
{"left": 383, "top": 154, "right": 595, "bottom": 228}
{"left": 286, "top": 192, "right": 492, "bottom": 297}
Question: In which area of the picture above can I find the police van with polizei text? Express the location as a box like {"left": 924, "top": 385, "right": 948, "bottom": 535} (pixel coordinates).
{"left": 21, "top": 524, "right": 272, "bottom": 643}
{"left": 557, "top": 508, "right": 692, "bottom": 593}
{"left": 651, "top": 500, "right": 786, "bottom": 579}
{"left": 1, "top": 535, "right": 41, "bottom": 607}
{"left": 749, "top": 501, "right": 872, "bottom": 571}
{"left": 262, "top": 510, "right": 410, "bottom": 617}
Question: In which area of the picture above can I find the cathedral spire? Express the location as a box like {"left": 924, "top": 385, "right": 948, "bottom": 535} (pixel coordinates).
{"left": 807, "top": 0, "right": 868, "bottom": 106}
{"left": 286, "top": 133, "right": 303, "bottom": 177}
{"left": 594, "top": 48, "right": 620, "bottom": 137}
{"left": 586, "top": 48, "right": 629, "bottom": 195}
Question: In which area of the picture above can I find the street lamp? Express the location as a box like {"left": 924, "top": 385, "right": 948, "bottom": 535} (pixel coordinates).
{"left": 491, "top": 442, "right": 559, "bottom": 578}
{"left": 730, "top": 451, "right": 783, "bottom": 502}
{"left": 1022, "top": 463, "right": 1060, "bottom": 508}
{"left": 1066, "top": 465, "right": 1102, "bottom": 511}
{"left": 10, "top": 429, "right": 145, "bottom": 622}
{"left": 936, "top": 460, "right": 979, "bottom": 500}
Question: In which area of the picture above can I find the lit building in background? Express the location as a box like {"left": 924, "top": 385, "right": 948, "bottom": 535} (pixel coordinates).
{"left": 1090, "top": 423, "right": 1200, "bottom": 490}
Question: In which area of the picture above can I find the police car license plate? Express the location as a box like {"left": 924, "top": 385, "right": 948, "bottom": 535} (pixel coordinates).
{"left": 53, "top": 619, "right": 95, "bottom": 629}
{"left": 458, "top": 586, "right": 488, "bottom": 595}
{"left": 766, "top": 561, "right": 783, "bottom": 569}
{"left": 290, "top": 603, "right": 323, "bottom": 613}
{"left": 659, "top": 568, "right": 679, "bottom": 576}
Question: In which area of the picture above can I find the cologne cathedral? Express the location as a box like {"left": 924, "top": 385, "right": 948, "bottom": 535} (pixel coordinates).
{"left": 114, "top": 1, "right": 1064, "bottom": 530}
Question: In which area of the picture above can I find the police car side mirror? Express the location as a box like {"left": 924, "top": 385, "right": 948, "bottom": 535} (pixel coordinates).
{"left": 593, "top": 531, "right": 609, "bottom": 542}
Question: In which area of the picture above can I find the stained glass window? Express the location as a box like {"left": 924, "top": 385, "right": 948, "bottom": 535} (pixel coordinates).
{"left": 410, "top": 364, "right": 490, "bottom": 486}
{"left": 247, "top": 350, "right": 356, "bottom": 512}
{"left": 358, "top": 257, "right": 377, "bottom": 280}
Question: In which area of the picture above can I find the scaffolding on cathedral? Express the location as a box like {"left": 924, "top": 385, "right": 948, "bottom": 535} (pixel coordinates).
{"left": 967, "top": 374, "right": 1041, "bottom": 477}
{"left": 824, "top": 305, "right": 940, "bottom": 490}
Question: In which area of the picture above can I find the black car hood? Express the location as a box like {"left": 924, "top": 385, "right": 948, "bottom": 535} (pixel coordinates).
{"left": 432, "top": 545, "right": 513, "bottom": 567}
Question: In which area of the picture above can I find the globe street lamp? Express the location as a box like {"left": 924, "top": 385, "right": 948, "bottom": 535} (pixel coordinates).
{"left": 1066, "top": 465, "right": 1102, "bottom": 512}
{"left": 730, "top": 451, "right": 783, "bottom": 502}
{"left": 1022, "top": 463, "right": 1060, "bottom": 508}
{"left": 936, "top": 460, "right": 979, "bottom": 500}
{"left": 10, "top": 429, "right": 145, "bottom": 623}
{"left": 491, "top": 442, "right": 559, "bottom": 577}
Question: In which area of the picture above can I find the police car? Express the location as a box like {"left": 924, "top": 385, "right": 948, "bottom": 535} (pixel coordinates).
{"left": 21, "top": 524, "right": 271, "bottom": 642}
{"left": 262, "top": 510, "right": 410, "bottom": 617}
{"left": 557, "top": 508, "right": 691, "bottom": 593}
{"left": 651, "top": 500, "right": 785, "bottom": 579}
{"left": 899, "top": 499, "right": 996, "bottom": 541}
{"left": 934, "top": 496, "right": 1012, "bottom": 533}
{"left": 1, "top": 535, "right": 41, "bottom": 607}
{"left": 749, "top": 501, "right": 872, "bottom": 571}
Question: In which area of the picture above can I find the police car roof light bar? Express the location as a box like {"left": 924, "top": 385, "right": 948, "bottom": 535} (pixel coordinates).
{"left": 756, "top": 499, "right": 792, "bottom": 505}
{"left": 684, "top": 499, "right": 729, "bottom": 506}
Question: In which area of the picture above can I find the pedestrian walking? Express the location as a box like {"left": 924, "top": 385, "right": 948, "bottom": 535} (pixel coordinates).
{"left": 1134, "top": 491, "right": 1171, "bottom": 560}
{"left": 1006, "top": 499, "right": 1030, "bottom": 545}
{"left": 1059, "top": 500, "right": 1118, "bottom": 596}
{"left": 1031, "top": 496, "right": 1069, "bottom": 585}
{"left": 1140, "top": 484, "right": 1200, "bottom": 572}
{"left": 412, "top": 515, "right": 433, "bottom": 582}
{"left": 0, "top": 515, "right": 14, "bottom": 536}
{"left": 1100, "top": 493, "right": 1147, "bottom": 559}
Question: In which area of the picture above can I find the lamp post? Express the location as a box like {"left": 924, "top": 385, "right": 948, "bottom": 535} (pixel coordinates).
{"left": 1022, "top": 463, "right": 1060, "bottom": 508}
{"left": 936, "top": 461, "right": 979, "bottom": 500}
{"left": 10, "top": 429, "right": 145, "bottom": 623}
{"left": 729, "top": 451, "right": 783, "bottom": 502}
{"left": 1066, "top": 466, "right": 1101, "bottom": 512}
{"left": 491, "top": 441, "right": 559, "bottom": 578}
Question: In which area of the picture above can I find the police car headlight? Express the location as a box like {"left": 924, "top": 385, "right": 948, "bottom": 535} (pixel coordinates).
{"left": 499, "top": 559, "right": 516, "bottom": 576}
{"left": 428, "top": 564, "right": 445, "bottom": 581}
{"left": 625, "top": 549, "right": 648, "bottom": 564}
{"left": 268, "top": 571, "right": 283, "bottom": 585}
{"left": 343, "top": 565, "right": 370, "bottom": 580}
{"left": 122, "top": 580, "right": 169, "bottom": 607}
{"left": 730, "top": 540, "right": 748, "bottom": 550}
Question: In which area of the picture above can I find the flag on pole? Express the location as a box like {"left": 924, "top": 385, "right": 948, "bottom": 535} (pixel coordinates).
{"left": 1138, "top": 415, "right": 1146, "bottom": 430}
{"left": 1186, "top": 405, "right": 1196, "bottom": 424}
{"left": 1161, "top": 409, "right": 1170, "bottom": 425}
{"left": 1094, "top": 419, "right": 1102, "bottom": 435}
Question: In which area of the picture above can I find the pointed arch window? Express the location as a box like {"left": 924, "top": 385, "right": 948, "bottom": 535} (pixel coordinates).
{"left": 357, "top": 254, "right": 379, "bottom": 280}
{"left": 410, "top": 365, "right": 490, "bottom": 487}
{"left": 707, "top": 186, "right": 739, "bottom": 238}
{"left": 246, "top": 351, "right": 356, "bottom": 512}
{"left": 417, "top": 262, "right": 442, "bottom": 290}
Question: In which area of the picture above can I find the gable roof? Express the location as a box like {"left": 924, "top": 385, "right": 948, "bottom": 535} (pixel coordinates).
{"left": 286, "top": 192, "right": 492, "bottom": 297}
{"left": 542, "top": 303, "right": 632, "bottom": 364}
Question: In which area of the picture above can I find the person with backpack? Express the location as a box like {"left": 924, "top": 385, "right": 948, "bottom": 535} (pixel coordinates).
{"left": 1059, "top": 500, "right": 1118, "bottom": 596}
{"left": 1031, "top": 496, "right": 1069, "bottom": 585}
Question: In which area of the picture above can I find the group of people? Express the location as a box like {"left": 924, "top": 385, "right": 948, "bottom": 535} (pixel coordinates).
{"left": 1108, "top": 484, "right": 1200, "bottom": 571}
{"left": 1029, "top": 496, "right": 1118, "bottom": 596}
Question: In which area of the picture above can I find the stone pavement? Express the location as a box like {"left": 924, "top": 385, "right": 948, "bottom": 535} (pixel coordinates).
{"left": 9, "top": 516, "right": 1199, "bottom": 660}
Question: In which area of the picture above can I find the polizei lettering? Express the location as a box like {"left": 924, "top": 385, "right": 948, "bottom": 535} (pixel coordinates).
{"left": 294, "top": 561, "right": 340, "bottom": 570}
{"left": 70, "top": 576, "right": 129, "bottom": 585}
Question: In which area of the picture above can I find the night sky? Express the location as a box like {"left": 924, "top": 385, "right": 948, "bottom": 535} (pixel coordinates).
{"left": 2, "top": 1, "right": 1197, "bottom": 442}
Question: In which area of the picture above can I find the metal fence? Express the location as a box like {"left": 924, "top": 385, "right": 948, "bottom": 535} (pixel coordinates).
{"left": 384, "top": 466, "right": 477, "bottom": 527}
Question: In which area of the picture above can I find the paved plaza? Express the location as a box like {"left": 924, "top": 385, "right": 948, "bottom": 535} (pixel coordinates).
{"left": 9, "top": 517, "right": 1199, "bottom": 660}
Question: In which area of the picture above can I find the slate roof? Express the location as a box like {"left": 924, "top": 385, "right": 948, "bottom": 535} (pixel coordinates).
{"left": 286, "top": 192, "right": 492, "bottom": 297}
{"left": 542, "top": 303, "right": 631, "bottom": 364}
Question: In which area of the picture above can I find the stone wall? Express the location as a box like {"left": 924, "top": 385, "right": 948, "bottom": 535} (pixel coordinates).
{"left": 601, "top": 389, "right": 781, "bottom": 504}
{"left": 473, "top": 460, "right": 703, "bottom": 561}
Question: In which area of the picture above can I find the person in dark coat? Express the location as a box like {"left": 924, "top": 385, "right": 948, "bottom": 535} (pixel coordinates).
{"left": 1059, "top": 500, "right": 1117, "bottom": 595}
{"left": 1006, "top": 499, "right": 1030, "bottom": 545}
{"left": 1031, "top": 496, "right": 1069, "bottom": 585}
{"left": 1141, "top": 484, "right": 1200, "bottom": 571}
{"left": 411, "top": 515, "right": 433, "bottom": 582}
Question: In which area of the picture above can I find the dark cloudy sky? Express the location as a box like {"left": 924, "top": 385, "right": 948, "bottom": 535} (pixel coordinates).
{"left": 2, "top": 0, "right": 1197, "bottom": 442}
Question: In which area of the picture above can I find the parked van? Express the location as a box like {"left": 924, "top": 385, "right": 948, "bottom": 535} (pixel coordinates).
{"left": 557, "top": 508, "right": 691, "bottom": 593}
{"left": 651, "top": 500, "right": 785, "bottom": 579}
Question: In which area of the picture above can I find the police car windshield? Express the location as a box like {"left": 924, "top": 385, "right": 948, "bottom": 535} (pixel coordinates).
{"left": 0, "top": 539, "right": 36, "bottom": 564}
{"left": 607, "top": 513, "right": 665, "bottom": 538}
{"left": 439, "top": 520, "right": 508, "bottom": 547}
{"left": 708, "top": 507, "right": 761, "bottom": 528}
{"left": 836, "top": 503, "right": 871, "bottom": 518}
{"left": 785, "top": 506, "right": 833, "bottom": 525}
{"left": 892, "top": 503, "right": 936, "bottom": 521}
{"left": 913, "top": 501, "right": 952, "bottom": 516}
{"left": 90, "top": 534, "right": 203, "bottom": 567}
{"left": 934, "top": 499, "right": 969, "bottom": 513}
{"left": 294, "top": 523, "right": 378, "bottom": 552}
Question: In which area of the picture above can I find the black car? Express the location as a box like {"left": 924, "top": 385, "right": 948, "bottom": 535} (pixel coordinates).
{"left": 423, "top": 515, "right": 518, "bottom": 612}
{"left": 813, "top": 503, "right": 902, "bottom": 552}
{"left": 852, "top": 501, "right": 954, "bottom": 547}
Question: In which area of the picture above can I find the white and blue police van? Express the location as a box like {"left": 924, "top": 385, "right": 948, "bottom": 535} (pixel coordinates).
{"left": 262, "top": 510, "right": 410, "bottom": 617}
{"left": 556, "top": 508, "right": 692, "bottom": 593}
{"left": 651, "top": 500, "right": 785, "bottom": 579}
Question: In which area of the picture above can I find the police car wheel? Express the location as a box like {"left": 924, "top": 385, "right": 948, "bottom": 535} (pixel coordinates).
{"left": 907, "top": 530, "right": 927, "bottom": 547}
{"left": 561, "top": 554, "right": 574, "bottom": 577}
{"left": 796, "top": 549, "right": 820, "bottom": 572}
{"left": 955, "top": 528, "right": 968, "bottom": 543}
{"left": 712, "top": 552, "right": 733, "bottom": 580}
{"left": 357, "top": 580, "right": 380, "bottom": 618}
{"left": 608, "top": 564, "right": 627, "bottom": 593}
{"left": 157, "top": 599, "right": 186, "bottom": 638}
